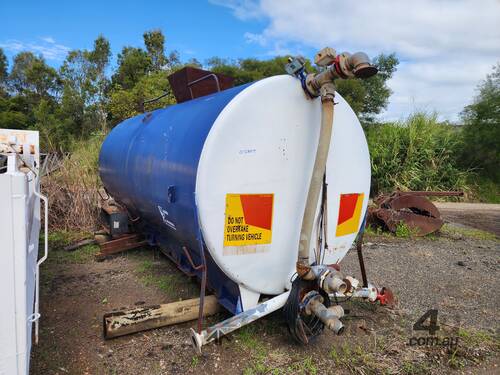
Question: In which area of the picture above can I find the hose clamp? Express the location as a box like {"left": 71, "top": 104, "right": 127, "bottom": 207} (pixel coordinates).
{"left": 318, "top": 269, "right": 330, "bottom": 291}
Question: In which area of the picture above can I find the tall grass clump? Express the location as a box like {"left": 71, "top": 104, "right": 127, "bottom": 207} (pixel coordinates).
{"left": 366, "top": 112, "right": 470, "bottom": 195}
{"left": 42, "top": 134, "right": 104, "bottom": 231}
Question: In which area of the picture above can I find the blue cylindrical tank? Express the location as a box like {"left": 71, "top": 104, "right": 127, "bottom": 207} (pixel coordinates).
{"left": 99, "top": 75, "right": 371, "bottom": 314}
{"left": 100, "top": 84, "right": 250, "bottom": 251}
{"left": 100, "top": 84, "right": 252, "bottom": 313}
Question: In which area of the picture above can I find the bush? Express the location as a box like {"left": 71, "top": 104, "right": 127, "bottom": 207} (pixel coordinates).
{"left": 42, "top": 134, "right": 103, "bottom": 231}
{"left": 366, "top": 112, "right": 470, "bottom": 196}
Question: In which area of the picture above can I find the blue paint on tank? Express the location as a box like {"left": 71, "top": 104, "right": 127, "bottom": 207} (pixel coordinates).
{"left": 99, "top": 83, "right": 253, "bottom": 313}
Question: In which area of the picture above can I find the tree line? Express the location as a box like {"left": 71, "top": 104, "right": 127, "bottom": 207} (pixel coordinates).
{"left": 0, "top": 29, "right": 497, "bottom": 185}
{"left": 0, "top": 30, "right": 398, "bottom": 150}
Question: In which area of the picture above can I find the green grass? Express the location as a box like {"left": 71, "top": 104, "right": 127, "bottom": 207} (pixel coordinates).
{"left": 135, "top": 258, "right": 197, "bottom": 297}
{"left": 49, "top": 243, "right": 99, "bottom": 264}
{"left": 441, "top": 224, "right": 497, "bottom": 241}
{"left": 364, "top": 224, "right": 392, "bottom": 238}
{"left": 457, "top": 328, "right": 498, "bottom": 347}
{"left": 136, "top": 259, "right": 154, "bottom": 273}
{"left": 237, "top": 326, "right": 270, "bottom": 374}
{"left": 235, "top": 325, "right": 260, "bottom": 351}
{"left": 286, "top": 357, "right": 318, "bottom": 375}
{"left": 367, "top": 112, "right": 471, "bottom": 195}
{"left": 329, "top": 344, "right": 379, "bottom": 373}
{"left": 364, "top": 222, "right": 420, "bottom": 240}
{"left": 190, "top": 355, "right": 199, "bottom": 368}
{"left": 444, "top": 328, "right": 500, "bottom": 368}
{"left": 139, "top": 272, "right": 183, "bottom": 296}
{"left": 400, "top": 360, "right": 431, "bottom": 375}
{"left": 40, "top": 230, "right": 99, "bottom": 265}
{"left": 395, "top": 221, "right": 419, "bottom": 238}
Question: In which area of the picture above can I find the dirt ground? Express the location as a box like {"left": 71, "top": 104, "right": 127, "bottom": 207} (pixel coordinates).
{"left": 435, "top": 202, "right": 500, "bottom": 237}
{"left": 31, "top": 205, "right": 500, "bottom": 375}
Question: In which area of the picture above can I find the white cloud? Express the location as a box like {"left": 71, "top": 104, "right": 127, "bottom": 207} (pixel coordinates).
{"left": 40, "top": 36, "right": 56, "bottom": 44}
{"left": 213, "top": 0, "right": 500, "bottom": 120}
{"left": 183, "top": 48, "right": 196, "bottom": 55}
{"left": 0, "top": 37, "right": 70, "bottom": 61}
{"left": 209, "top": 0, "right": 264, "bottom": 20}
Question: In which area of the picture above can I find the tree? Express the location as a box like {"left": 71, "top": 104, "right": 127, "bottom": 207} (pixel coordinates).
{"left": 0, "top": 96, "right": 29, "bottom": 129}
{"left": 359, "top": 53, "right": 398, "bottom": 122}
{"left": 112, "top": 47, "right": 152, "bottom": 90}
{"left": 8, "top": 52, "right": 60, "bottom": 100}
{"left": 460, "top": 63, "right": 500, "bottom": 181}
{"left": 143, "top": 29, "right": 167, "bottom": 71}
{"left": 207, "top": 56, "right": 314, "bottom": 85}
{"left": 335, "top": 80, "right": 366, "bottom": 114}
{"left": 34, "top": 99, "right": 69, "bottom": 151}
{"left": 87, "top": 36, "right": 111, "bottom": 131}
{"left": 336, "top": 53, "right": 398, "bottom": 122}
{"left": 184, "top": 58, "right": 202, "bottom": 68}
{"left": 2, "top": 51, "right": 60, "bottom": 135}
{"left": 108, "top": 71, "right": 175, "bottom": 124}
{"left": 0, "top": 48, "right": 7, "bottom": 96}
{"left": 59, "top": 35, "right": 111, "bottom": 137}
{"left": 206, "top": 54, "right": 397, "bottom": 121}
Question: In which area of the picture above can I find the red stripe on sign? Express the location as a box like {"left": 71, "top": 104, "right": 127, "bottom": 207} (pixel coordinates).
{"left": 337, "top": 194, "right": 360, "bottom": 225}
{"left": 240, "top": 194, "right": 273, "bottom": 230}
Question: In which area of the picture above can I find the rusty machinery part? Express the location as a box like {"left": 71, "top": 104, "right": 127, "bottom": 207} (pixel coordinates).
{"left": 96, "top": 234, "right": 148, "bottom": 260}
{"left": 368, "top": 191, "right": 465, "bottom": 236}
{"left": 167, "top": 66, "right": 234, "bottom": 104}
{"left": 373, "top": 190, "right": 463, "bottom": 207}
{"left": 283, "top": 277, "right": 332, "bottom": 345}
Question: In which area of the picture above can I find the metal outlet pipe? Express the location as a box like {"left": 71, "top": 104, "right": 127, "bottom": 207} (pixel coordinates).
{"left": 332, "top": 285, "right": 379, "bottom": 302}
{"left": 306, "top": 298, "right": 344, "bottom": 334}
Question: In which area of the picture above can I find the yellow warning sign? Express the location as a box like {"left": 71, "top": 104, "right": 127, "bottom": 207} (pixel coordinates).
{"left": 223, "top": 194, "right": 274, "bottom": 247}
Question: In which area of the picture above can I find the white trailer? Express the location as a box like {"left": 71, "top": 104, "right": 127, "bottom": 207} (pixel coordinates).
{"left": 0, "top": 129, "right": 47, "bottom": 375}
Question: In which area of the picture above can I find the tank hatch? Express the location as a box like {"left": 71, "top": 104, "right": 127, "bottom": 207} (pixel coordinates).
{"left": 168, "top": 67, "right": 235, "bottom": 104}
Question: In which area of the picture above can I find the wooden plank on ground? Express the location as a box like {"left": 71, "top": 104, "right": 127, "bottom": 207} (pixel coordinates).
{"left": 103, "top": 295, "right": 221, "bottom": 339}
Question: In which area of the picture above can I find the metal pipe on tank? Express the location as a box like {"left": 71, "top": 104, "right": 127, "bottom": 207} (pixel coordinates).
{"left": 297, "top": 88, "right": 336, "bottom": 279}
{"left": 294, "top": 47, "right": 378, "bottom": 280}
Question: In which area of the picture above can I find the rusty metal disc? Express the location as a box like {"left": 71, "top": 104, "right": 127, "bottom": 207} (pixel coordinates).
{"left": 369, "top": 193, "right": 444, "bottom": 236}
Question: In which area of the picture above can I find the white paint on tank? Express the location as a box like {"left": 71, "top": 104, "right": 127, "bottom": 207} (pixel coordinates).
{"left": 195, "top": 75, "right": 370, "bottom": 299}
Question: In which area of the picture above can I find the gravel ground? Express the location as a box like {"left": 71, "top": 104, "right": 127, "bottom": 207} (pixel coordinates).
{"left": 30, "top": 207, "right": 500, "bottom": 374}
{"left": 342, "top": 235, "right": 500, "bottom": 332}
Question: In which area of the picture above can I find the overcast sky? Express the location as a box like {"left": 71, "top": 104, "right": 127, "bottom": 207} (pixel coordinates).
{"left": 212, "top": 0, "right": 500, "bottom": 121}
{"left": 1, "top": 0, "right": 499, "bottom": 121}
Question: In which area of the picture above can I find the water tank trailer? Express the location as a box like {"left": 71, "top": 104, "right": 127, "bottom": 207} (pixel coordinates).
{"left": 99, "top": 47, "right": 393, "bottom": 352}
